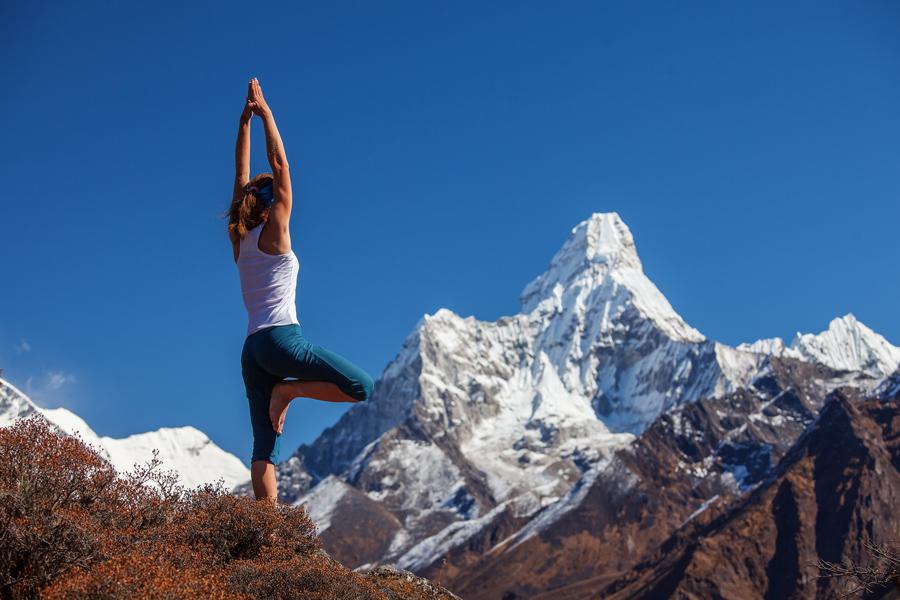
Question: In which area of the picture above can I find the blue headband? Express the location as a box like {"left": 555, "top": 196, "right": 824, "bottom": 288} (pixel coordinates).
{"left": 246, "top": 182, "right": 275, "bottom": 208}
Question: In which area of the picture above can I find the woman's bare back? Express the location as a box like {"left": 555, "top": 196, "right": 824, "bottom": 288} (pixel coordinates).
{"left": 232, "top": 219, "right": 292, "bottom": 263}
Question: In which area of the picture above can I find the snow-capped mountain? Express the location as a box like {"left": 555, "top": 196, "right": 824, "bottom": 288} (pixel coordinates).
{"left": 251, "top": 211, "right": 898, "bottom": 578}
{"left": 455, "top": 373, "right": 900, "bottom": 599}
{"left": 259, "top": 212, "right": 750, "bottom": 507}
{"left": 0, "top": 377, "right": 250, "bottom": 490}
{"left": 875, "top": 367, "right": 900, "bottom": 399}
{"left": 737, "top": 312, "right": 900, "bottom": 380}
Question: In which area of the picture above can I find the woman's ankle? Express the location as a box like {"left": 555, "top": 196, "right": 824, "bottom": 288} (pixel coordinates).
{"left": 273, "top": 379, "right": 304, "bottom": 401}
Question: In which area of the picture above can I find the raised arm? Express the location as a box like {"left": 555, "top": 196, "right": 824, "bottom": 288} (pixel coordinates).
{"left": 232, "top": 80, "right": 255, "bottom": 202}
{"left": 248, "top": 78, "right": 293, "bottom": 226}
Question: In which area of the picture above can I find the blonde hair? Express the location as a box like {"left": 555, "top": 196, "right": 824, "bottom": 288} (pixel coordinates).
{"left": 225, "top": 173, "right": 274, "bottom": 244}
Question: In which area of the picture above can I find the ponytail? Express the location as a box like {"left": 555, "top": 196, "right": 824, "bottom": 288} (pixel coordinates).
{"left": 225, "top": 173, "right": 275, "bottom": 244}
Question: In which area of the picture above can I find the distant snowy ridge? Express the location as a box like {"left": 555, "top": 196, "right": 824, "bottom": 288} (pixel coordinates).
{"left": 0, "top": 377, "right": 250, "bottom": 490}
{"left": 737, "top": 313, "right": 900, "bottom": 380}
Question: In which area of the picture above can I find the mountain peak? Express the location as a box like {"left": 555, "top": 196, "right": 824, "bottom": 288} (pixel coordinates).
{"left": 571, "top": 212, "right": 641, "bottom": 270}
{"left": 519, "top": 212, "right": 641, "bottom": 310}
{"left": 517, "top": 212, "right": 703, "bottom": 342}
{"left": 559, "top": 212, "right": 636, "bottom": 270}
{"left": 791, "top": 313, "right": 900, "bottom": 377}
{"left": 739, "top": 313, "right": 900, "bottom": 379}
{"left": 803, "top": 312, "right": 862, "bottom": 341}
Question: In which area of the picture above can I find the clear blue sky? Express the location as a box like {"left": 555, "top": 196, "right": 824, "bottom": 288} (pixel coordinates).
{"left": 2, "top": 1, "right": 897, "bottom": 463}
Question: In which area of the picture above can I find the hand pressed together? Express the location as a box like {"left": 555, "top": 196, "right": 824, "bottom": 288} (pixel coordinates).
{"left": 244, "top": 77, "right": 272, "bottom": 119}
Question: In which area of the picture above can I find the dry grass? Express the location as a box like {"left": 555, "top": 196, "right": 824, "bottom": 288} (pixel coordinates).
{"left": 817, "top": 539, "right": 900, "bottom": 598}
{"left": 0, "top": 416, "right": 460, "bottom": 600}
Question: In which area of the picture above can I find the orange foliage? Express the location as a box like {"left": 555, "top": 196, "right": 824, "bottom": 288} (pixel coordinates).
{"left": 0, "top": 416, "right": 459, "bottom": 600}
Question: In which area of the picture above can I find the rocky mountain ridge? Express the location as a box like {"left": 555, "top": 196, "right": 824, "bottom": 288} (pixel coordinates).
{"left": 437, "top": 358, "right": 899, "bottom": 598}
{"left": 246, "top": 211, "right": 898, "bottom": 593}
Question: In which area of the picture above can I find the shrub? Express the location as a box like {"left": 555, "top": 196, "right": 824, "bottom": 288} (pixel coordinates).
{"left": 230, "top": 550, "right": 388, "bottom": 600}
{"left": 0, "top": 416, "right": 122, "bottom": 598}
{"left": 0, "top": 416, "right": 460, "bottom": 600}
{"left": 42, "top": 547, "right": 241, "bottom": 600}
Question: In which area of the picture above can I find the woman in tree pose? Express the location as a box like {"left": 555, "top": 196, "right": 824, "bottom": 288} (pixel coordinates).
{"left": 226, "top": 77, "right": 374, "bottom": 502}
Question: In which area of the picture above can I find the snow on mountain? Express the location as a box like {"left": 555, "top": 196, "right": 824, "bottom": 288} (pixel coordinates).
{"left": 487, "top": 451, "right": 639, "bottom": 559}
{"left": 0, "top": 376, "right": 44, "bottom": 428}
{"left": 395, "top": 499, "right": 516, "bottom": 572}
{"left": 737, "top": 313, "right": 900, "bottom": 381}
{"left": 519, "top": 211, "right": 704, "bottom": 343}
{"left": 101, "top": 427, "right": 250, "bottom": 490}
{"left": 270, "top": 212, "right": 785, "bottom": 569}
{"left": 40, "top": 406, "right": 111, "bottom": 456}
{"left": 274, "top": 211, "right": 900, "bottom": 576}
{"left": 0, "top": 377, "right": 249, "bottom": 490}
{"left": 875, "top": 368, "right": 900, "bottom": 399}
{"left": 295, "top": 475, "right": 356, "bottom": 533}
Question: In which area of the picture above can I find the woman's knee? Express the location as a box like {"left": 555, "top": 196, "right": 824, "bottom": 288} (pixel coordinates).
{"left": 357, "top": 372, "right": 375, "bottom": 402}
{"left": 343, "top": 369, "right": 374, "bottom": 402}
{"left": 309, "top": 343, "right": 374, "bottom": 402}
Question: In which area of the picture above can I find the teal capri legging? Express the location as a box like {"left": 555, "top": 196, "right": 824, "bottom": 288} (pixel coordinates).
{"left": 240, "top": 323, "right": 374, "bottom": 464}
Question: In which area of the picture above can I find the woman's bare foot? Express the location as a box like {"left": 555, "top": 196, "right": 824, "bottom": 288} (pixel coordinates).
{"left": 269, "top": 380, "right": 302, "bottom": 434}
{"left": 269, "top": 380, "right": 360, "bottom": 434}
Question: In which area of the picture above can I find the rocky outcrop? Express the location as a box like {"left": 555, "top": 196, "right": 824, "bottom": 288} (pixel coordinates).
{"left": 598, "top": 385, "right": 900, "bottom": 599}
{"left": 426, "top": 357, "right": 858, "bottom": 598}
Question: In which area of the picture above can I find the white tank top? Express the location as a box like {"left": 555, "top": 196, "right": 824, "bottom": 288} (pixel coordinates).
{"left": 236, "top": 223, "right": 300, "bottom": 337}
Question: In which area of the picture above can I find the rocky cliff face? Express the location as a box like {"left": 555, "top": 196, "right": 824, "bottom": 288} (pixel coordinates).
{"left": 434, "top": 357, "right": 888, "bottom": 598}
{"left": 597, "top": 385, "right": 900, "bottom": 600}
{"left": 240, "top": 212, "right": 898, "bottom": 597}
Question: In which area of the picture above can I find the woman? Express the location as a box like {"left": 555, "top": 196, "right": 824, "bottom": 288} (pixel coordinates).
{"left": 226, "top": 77, "right": 374, "bottom": 502}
